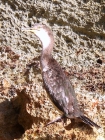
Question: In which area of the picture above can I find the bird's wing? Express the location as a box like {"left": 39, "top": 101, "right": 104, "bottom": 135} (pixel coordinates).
{"left": 42, "top": 59, "right": 80, "bottom": 117}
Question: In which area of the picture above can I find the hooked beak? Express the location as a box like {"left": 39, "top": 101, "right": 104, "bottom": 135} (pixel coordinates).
{"left": 22, "top": 26, "right": 40, "bottom": 34}
{"left": 22, "top": 27, "right": 36, "bottom": 33}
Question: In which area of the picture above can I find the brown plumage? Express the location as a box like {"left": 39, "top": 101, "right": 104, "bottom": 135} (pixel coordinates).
{"left": 24, "top": 23, "right": 100, "bottom": 128}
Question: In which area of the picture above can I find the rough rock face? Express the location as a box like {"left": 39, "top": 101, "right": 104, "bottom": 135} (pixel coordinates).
{"left": 0, "top": 0, "right": 105, "bottom": 140}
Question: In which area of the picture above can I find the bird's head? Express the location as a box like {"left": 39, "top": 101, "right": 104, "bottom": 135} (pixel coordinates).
{"left": 23, "top": 24, "right": 54, "bottom": 50}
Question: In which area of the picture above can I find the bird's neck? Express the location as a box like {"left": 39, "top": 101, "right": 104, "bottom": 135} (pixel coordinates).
{"left": 40, "top": 39, "right": 54, "bottom": 69}
{"left": 38, "top": 30, "right": 54, "bottom": 69}
{"left": 41, "top": 32, "right": 54, "bottom": 54}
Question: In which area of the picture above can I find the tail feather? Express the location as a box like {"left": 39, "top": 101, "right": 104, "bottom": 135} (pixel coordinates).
{"left": 80, "top": 115, "right": 100, "bottom": 128}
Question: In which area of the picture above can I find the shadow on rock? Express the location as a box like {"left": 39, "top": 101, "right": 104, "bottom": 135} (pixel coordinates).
{"left": 64, "top": 119, "right": 93, "bottom": 133}
{"left": 0, "top": 99, "right": 24, "bottom": 140}
{"left": 0, "top": 88, "right": 33, "bottom": 140}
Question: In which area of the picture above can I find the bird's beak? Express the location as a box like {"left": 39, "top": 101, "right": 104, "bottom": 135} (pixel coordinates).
{"left": 22, "top": 27, "right": 35, "bottom": 33}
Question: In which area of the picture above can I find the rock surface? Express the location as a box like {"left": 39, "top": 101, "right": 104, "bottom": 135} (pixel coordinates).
{"left": 0, "top": 0, "right": 105, "bottom": 140}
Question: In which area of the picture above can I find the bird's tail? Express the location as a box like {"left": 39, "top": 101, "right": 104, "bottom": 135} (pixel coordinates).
{"left": 79, "top": 115, "right": 100, "bottom": 128}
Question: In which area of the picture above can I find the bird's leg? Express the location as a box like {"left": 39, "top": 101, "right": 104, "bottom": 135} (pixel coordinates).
{"left": 45, "top": 114, "right": 65, "bottom": 126}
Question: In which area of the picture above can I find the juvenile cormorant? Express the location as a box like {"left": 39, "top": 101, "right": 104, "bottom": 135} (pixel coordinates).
{"left": 24, "top": 23, "right": 100, "bottom": 128}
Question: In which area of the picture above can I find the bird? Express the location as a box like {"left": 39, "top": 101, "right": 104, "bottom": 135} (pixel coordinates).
{"left": 23, "top": 23, "right": 100, "bottom": 129}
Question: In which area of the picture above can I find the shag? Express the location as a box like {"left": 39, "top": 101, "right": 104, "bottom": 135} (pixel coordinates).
{"left": 24, "top": 24, "right": 100, "bottom": 128}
